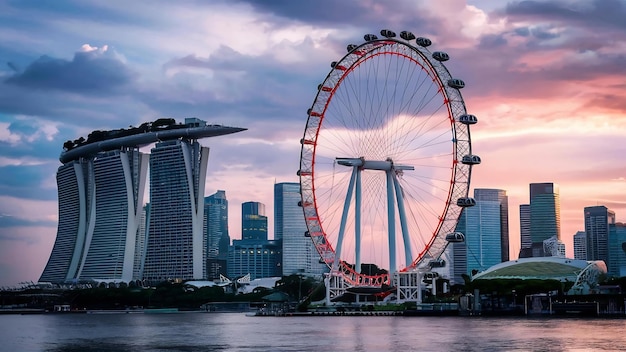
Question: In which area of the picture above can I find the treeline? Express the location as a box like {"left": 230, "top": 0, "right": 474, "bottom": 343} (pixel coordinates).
{"left": 0, "top": 275, "right": 325, "bottom": 311}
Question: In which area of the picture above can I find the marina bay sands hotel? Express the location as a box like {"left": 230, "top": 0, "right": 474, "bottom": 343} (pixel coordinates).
{"left": 39, "top": 118, "right": 245, "bottom": 284}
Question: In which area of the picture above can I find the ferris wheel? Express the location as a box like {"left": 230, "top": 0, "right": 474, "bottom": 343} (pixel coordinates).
{"left": 298, "top": 30, "right": 479, "bottom": 288}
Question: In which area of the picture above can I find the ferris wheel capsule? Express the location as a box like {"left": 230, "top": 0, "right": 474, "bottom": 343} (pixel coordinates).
{"left": 432, "top": 51, "right": 450, "bottom": 61}
{"left": 364, "top": 34, "right": 378, "bottom": 41}
{"left": 416, "top": 37, "right": 432, "bottom": 47}
{"left": 400, "top": 31, "right": 416, "bottom": 41}
{"left": 380, "top": 29, "right": 396, "bottom": 38}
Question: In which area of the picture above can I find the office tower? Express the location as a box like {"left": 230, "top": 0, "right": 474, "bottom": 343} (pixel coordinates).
{"left": 529, "top": 183, "right": 561, "bottom": 257}
{"left": 227, "top": 239, "right": 282, "bottom": 280}
{"left": 474, "top": 189, "right": 509, "bottom": 262}
{"left": 40, "top": 149, "right": 148, "bottom": 283}
{"left": 573, "top": 231, "right": 587, "bottom": 260}
{"left": 608, "top": 223, "right": 626, "bottom": 277}
{"left": 518, "top": 204, "right": 531, "bottom": 258}
{"left": 205, "top": 190, "right": 230, "bottom": 279}
{"left": 242, "top": 201, "right": 268, "bottom": 240}
{"left": 585, "top": 206, "right": 615, "bottom": 264}
{"left": 451, "top": 189, "right": 503, "bottom": 280}
{"left": 451, "top": 212, "right": 468, "bottom": 285}
{"left": 142, "top": 139, "right": 209, "bottom": 282}
{"left": 274, "top": 182, "right": 326, "bottom": 276}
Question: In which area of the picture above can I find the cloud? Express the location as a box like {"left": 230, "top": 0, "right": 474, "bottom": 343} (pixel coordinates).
{"left": 504, "top": 0, "right": 626, "bottom": 31}
{"left": 5, "top": 44, "right": 135, "bottom": 94}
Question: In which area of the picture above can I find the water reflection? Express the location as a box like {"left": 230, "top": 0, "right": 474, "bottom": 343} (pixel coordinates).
{"left": 2, "top": 314, "right": 626, "bottom": 352}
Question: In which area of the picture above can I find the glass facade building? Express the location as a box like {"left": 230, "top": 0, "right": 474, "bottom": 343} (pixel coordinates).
{"left": 518, "top": 204, "right": 531, "bottom": 258}
{"left": 274, "top": 182, "right": 326, "bottom": 276}
{"left": 452, "top": 189, "right": 505, "bottom": 282}
{"left": 584, "top": 205, "right": 615, "bottom": 264}
{"left": 573, "top": 231, "right": 587, "bottom": 260}
{"left": 529, "top": 183, "right": 561, "bottom": 257}
{"left": 474, "top": 189, "right": 509, "bottom": 262}
{"left": 143, "top": 140, "right": 208, "bottom": 282}
{"left": 227, "top": 239, "right": 282, "bottom": 280}
{"left": 205, "top": 190, "right": 230, "bottom": 279}
{"left": 242, "top": 201, "right": 268, "bottom": 241}
{"left": 608, "top": 223, "right": 626, "bottom": 277}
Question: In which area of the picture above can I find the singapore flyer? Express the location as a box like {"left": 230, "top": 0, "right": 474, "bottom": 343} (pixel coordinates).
{"left": 298, "top": 29, "right": 479, "bottom": 302}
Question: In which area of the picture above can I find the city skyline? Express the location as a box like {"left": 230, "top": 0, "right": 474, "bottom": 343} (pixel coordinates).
{"left": 2, "top": 1, "right": 626, "bottom": 287}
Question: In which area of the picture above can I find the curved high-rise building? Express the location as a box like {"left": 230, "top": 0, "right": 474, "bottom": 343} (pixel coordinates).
{"left": 40, "top": 118, "right": 245, "bottom": 284}
{"left": 39, "top": 161, "right": 89, "bottom": 282}
{"left": 142, "top": 139, "right": 208, "bottom": 282}
{"left": 40, "top": 149, "right": 148, "bottom": 283}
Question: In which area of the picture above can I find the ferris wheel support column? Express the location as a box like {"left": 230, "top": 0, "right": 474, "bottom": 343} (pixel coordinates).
{"left": 392, "top": 171, "right": 413, "bottom": 266}
{"left": 386, "top": 170, "right": 397, "bottom": 275}
{"left": 355, "top": 169, "right": 362, "bottom": 274}
{"left": 333, "top": 166, "right": 358, "bottom": 271}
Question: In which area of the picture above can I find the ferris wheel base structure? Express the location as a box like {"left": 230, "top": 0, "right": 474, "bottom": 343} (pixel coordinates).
{"left": 298, "top": 29, "right": 480, "bottom": 305}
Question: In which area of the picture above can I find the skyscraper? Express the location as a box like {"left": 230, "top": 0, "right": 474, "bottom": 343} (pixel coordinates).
{"left": 573, "top": 231, "right": 587, "bottom": 260}
{"left": 205, "top": 190, "right": 230, "bottom": 279}
{"left": 608, "top": 223, "right": 626, "bottom": 277}
{"left": 242, "top": 201, "right": 268, "bottom": 241}
{"left": 40, "top": 118, "right": 245, "bottom": 284}
{"left": 40, "top": 149, "right": 148, "bottom": 283}
{"left": 227, "top": 239, "right": 282, "bottom": 280}
{"left": 585, "top": 205, "right": 615, "bottom": 264}
{"left": 474, "top": 189, "right": 509, "bottom": 262}
{"left": 142, "top": 139, "right": 209, "bottom": 282}
{"left": 529, "top": 183, "right": 561, "bottom": 257}
{"left": 518, "top": 204, "right": 531, "bottom": 258}
{"left": 274, "top": 182, "right": 326, "bottom": 276}
{"left": 451, "top": 189, "right": 504, "bottom": 281}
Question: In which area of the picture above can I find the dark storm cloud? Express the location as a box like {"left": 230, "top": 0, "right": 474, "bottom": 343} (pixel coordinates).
{"left": 504, "top": 0, "right": 626, "bottom": 30}
{"left": 5, "top": 48, "right": 135, "bottom": 94}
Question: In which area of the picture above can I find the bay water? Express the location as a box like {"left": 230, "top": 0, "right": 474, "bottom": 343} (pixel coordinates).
{"left": 2, "top": 312, "right": 625, "bottom": 351}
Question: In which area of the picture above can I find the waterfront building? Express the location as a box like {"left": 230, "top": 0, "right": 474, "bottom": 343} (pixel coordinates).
{"left": 274, "top": 182, "right": 327, "bottom": 276}
{"left": 608, "top": 223, "right": 626, "bottom": 277}
{"left": 143, "top": 139, "right": 209, "bottom": 282}
{"left": 40, "top": 149, "right": 149, "bottom": 283}
{"left": 452, "top": 189, "right": 504, "bottom": 281}
{"left": 573, "top": 231, "right": 587, "bottom": 260}
{"left": 518, "top": 204, "right": 531, "bottom": 258}
{"left": 529, "top": 183, "right": 561, "bottom": 257}
{"left": 242, "top": 201, "right": 268, "bottom": 241}
{"left": 474, "top": 189, "right": 509, "bottom": 262}
{"left": 205, "top": 190, "right": 230, "bottom": 279}
{"left": 227, "top": 239, "right": 282, "bottom": 280}
{"left": 584, "top": 206, "right": 615, "bottom": 264}
{"left": 40, "top": 118, "right": 245, "bottom": 284}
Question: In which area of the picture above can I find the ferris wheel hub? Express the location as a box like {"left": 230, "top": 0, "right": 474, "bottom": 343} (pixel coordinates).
{"left": 336, "top": 157, "right": 414, "bottom": 171}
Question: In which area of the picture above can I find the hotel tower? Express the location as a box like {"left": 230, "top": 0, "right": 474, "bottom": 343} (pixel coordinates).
{"left": 40, "top": 118, "right": 245, "bottom": 283}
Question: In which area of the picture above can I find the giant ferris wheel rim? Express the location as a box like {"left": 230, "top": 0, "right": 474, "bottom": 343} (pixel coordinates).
{"left": 299, "top": 30, "right": 474, "bottom": 285}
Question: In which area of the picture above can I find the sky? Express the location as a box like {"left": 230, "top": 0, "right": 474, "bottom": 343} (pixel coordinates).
{"left": 1, "top": 0, "right": 625, "bottom": 287}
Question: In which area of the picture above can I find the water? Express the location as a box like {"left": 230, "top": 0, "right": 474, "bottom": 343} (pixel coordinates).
{"left": 1, "top": 313, "right": 625, "bottom": 352}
